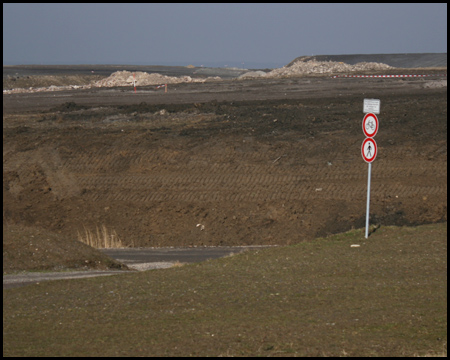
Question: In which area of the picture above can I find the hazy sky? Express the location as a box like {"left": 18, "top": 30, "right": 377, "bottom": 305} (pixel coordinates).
{"left": 3, "top": 3, "right": 447, "bottom": 68}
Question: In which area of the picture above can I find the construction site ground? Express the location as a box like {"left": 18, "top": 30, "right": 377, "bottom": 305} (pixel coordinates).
{"left": 3, "top": 63, "right": 447, "bottom": 249}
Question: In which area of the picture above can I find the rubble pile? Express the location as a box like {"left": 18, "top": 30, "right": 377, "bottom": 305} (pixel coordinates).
{"left": 238, "top": 71, "right": 267, "bottom": 79}
{"left": 3, "top": 84, "right": 87, "bottom": 94}
{"left": 92, "top": 70, "right": 221, "bottom": 87}
{"left": 237, "top": 60, "right": 394, "bottom": 79}
{"left": 423, "top": 79, "right": 447, "bottom": 89}
{"left": 2, "top": 71, "right": 222, "bottom": 94}
{"left": 266, "top": 60, "right": 393, "bottom": 77}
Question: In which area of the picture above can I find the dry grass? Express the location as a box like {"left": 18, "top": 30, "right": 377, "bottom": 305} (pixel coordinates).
{"left": 77, "top": 224, "right": 126, "bottom": 249}
{"left": 415, "top": 344, "right": 447, "bottom": 357}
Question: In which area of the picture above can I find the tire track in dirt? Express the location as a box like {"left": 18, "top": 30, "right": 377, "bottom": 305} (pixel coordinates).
{"left": 3, "top": 75, "right": 446, "bottom": 247}
{"left": 6, "top": 145, "right": 446, "bottom": 204}
{"left": 64, "top": 131, "right": 445, "bottom": 203}
{"left": 74, "top": 169, "right": 446, "bottom": 203}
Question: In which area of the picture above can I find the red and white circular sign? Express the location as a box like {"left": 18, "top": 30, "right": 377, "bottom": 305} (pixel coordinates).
{"left": 361, "top": 137, "right": 377, "bottom": 163}
{"left": 362, "top": 113, "right": 379, "bottom": 138}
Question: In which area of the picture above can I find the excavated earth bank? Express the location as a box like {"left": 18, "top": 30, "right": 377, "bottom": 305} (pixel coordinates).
{"left": 3, "top": 54, "right": 447, "bottom": 247}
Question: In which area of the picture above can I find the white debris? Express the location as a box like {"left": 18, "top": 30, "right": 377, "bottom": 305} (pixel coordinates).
{"left": 238, "top": 71, "right": 267, "bottom": 79}
{"left": 3, "top": 71, "right": 222, "bottom": 94}
{"left": 423, "top": 79, "right": 447, "bottom": 88}
{"left": 3, "top": 84, "right": 94, "bottom": 94}
{"left": 266, "top": 59, "right": 393, "bottom": 77}
{"left": 92, "top": 71, "right": 219, "bottom": 88}
{"left": 126, "top": 262, "right": 176, "bottom": 271}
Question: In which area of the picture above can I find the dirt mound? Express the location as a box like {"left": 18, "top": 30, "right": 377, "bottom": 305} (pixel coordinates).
{"left": 93, "top": 70, "right": 221, "bottom": 88}
{"left": 266, "top": 59, "right": 393, "bottom": 77}
{"left": 3, "top": 74, "right": 104, "bottom": 91}
{"left": 238, "top": 70, "right": 268, "bottom": 79}
{"left": 3, "top": 70, "right": 223, "bottom": 94}
{"left": 423, "top": 79, "right": 447, "bottom": 88}
{"left": 287, "top": 53, "right": 447, "bottom": 68}
{"left": 3, "top": 223, "right": 127, "bottom": 274}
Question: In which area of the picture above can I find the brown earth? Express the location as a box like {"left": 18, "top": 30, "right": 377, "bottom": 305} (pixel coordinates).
{"left": 2, "top": 67, "right": 447, "bottom": 248}
{"left": 3, "top": 223, "right": 127, "bottom": 274}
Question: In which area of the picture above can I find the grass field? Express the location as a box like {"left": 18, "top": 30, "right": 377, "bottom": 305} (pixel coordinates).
{"left": 3, "top": 223, "right": 447, "bottom": 357}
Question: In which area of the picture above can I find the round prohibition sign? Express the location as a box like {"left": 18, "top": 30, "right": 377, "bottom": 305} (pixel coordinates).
{"left": 361, "top": 137, "right": 377, "bottom": 163}
{"left": 362, "top": 113, "right": 379, "bottom": 138}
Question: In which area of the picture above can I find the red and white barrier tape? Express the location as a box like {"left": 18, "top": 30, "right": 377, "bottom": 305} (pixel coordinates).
{"left": 155, "top": 84, "right": 166, "bottom": 89}
{"left": 332, "top": 74, "right": 447, "bottom": 78}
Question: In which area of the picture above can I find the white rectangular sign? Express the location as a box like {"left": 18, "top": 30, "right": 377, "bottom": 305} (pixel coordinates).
{"left": 363, "top": 99, "right": 380, "bottom": 114}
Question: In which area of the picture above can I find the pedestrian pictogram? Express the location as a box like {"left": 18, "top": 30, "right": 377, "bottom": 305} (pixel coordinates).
{"left": 362, "top": 113, "right": 379, "bottom": 138}
{"left": 362, "top": 138, "right": 377, "bottom": 163}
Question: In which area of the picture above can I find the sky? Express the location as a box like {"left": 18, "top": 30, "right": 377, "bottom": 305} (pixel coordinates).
{"left": 3, "top": 3, "right": 447, "bottom": 68}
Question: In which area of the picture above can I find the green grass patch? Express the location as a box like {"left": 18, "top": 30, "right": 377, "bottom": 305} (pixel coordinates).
{"left": 3, "top": 223, "right": 447, "bottom": 356}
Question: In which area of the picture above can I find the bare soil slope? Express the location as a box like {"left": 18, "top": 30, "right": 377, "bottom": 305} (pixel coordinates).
{"left": 3, "top": 68, "right": 447, "bottom": 248}
{"left": 3, "top": 223, "right": 127, "bottom": 273}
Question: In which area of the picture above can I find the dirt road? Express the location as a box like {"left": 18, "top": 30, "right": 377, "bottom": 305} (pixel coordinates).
{"left": 3, "top": 270, "right": 128, "bottom": 289}
{"left": 3, "top": 246, "right": 277, "bottom": 288}
{"left": 3, "top": 66, "right": 447, "bottom": 248}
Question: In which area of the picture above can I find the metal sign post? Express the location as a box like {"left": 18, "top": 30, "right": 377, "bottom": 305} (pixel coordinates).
{"left": 365, "top": 163, "right": 372, "bottom": 238}
{"left": 362, "top": 103, "right": 380, "bottom": 239}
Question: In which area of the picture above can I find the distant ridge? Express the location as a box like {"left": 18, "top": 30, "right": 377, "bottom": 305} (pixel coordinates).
{"left": 286, "top": 53, "right": 447, "bottom": 68}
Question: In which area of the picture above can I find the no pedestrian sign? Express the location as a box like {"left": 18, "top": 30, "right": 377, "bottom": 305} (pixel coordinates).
{"left": 361, "top": 137, "right": 377, "bottom": 163}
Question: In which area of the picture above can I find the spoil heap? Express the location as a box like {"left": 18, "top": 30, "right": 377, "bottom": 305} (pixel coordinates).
{"left": 238, "top": 59, "right": 394, "bottom": 79}
{"left": 93, "top": 71, "right": 221, "bottom": 87}
{"left": 266, "top": 59, "right": 393, "bottom": 77}
{"left": 2, "top": 71, "right": 222, "bottom": 94}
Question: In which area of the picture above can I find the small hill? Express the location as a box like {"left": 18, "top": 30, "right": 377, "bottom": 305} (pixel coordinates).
{"left": 286, "top": 53, "right": 447, "bottom": 68}
{"left": 3, "top": 223, "right": 128, "bottom": 274}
